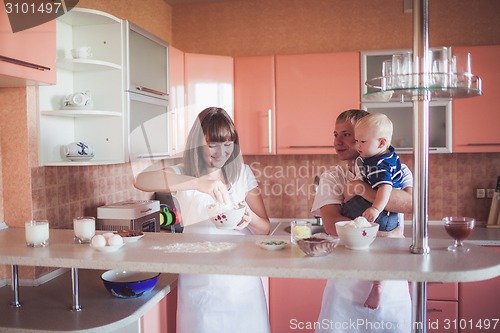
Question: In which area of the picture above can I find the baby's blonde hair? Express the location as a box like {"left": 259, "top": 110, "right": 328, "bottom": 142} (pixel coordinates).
{"left": 354, "top": 112, "right": 393, "bottom": 148}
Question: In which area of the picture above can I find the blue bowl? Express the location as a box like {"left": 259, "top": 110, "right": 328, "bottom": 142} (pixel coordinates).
{"left": 101, "top": 270, "right": 160, "bottom": 298}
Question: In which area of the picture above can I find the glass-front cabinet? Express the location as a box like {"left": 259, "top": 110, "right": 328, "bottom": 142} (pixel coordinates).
{"left": 361, "top": 49, "right": 452, "bottom": 153}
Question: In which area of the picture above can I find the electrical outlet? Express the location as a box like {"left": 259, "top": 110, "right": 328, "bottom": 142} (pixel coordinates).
{"left": 476, "top": 188, "right": 486, "bottom": 199}
{"left": 486, "top": 189, "right": 495, "bottom": 199}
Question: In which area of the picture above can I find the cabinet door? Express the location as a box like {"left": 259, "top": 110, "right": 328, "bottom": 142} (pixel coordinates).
{"left": 0, "top": 2, "right": 56, "bottom": 86}
{"left": 269, "top": 278, "right": 326, "bottom": 333}
{"left": 452, "top": 45, "right": 500, "bottom": 152}
{"left": 458, "top": 247, "right": 500, "bottom": 333}
{"left": 234, "top": 56, "right": 276, "bottom": 155}
{"left": 184, "top": 53, "right": 234, "bottom": 132}
{"left": 141, "top": 287, "right": 177, "bottom": 333}
{"left": 275, "top": 52, "right": 360, "bottom": 154}
{"left": 169, "top": 46, "right": 186, "bottom": 156}
{"left": 427, "top": 300, "right": 458, "bottom": 333}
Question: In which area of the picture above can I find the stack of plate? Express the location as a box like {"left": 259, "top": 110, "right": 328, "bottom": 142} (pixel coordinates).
{"left": 66, "top": 154, "right": 94, "bottom": 162}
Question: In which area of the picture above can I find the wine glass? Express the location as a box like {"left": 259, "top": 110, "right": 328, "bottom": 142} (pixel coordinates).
{"left": 443, "top": 216, "right": 475, "bottom": 252}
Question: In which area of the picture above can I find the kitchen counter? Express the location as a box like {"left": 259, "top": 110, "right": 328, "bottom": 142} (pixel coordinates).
{"left": 0, "top": 227, "right": 499, "bottom": 283}
{"left": 0, "top": 269, "right": 177, "bottom": 333}
{"left": 270, "top": 218, "right": 500, "bottom": 246}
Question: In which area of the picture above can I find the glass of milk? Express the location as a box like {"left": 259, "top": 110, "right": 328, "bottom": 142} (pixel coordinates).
{"left": 73, "top": 216, "right": 96, "bottom": 244}
{"left": 25, "top": 220, "right": 49, "bottom": 247}
{"left": 290, "top": 220, "right": 312, "bottom": 244}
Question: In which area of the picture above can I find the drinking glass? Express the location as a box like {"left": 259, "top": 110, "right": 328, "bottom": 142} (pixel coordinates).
{"left": 381, "top": 59, "right": 393, "bottom": 90}
{"left": 73, "top": 216, "right": 96, "bottom": 244}
{"left": 290, "top": 220, "right": 312, "bottom": 244}
{"left": 392, "top": 52, "right": 412, "bottom": 88}
{"left": 443, "top": 216, "right": 475, "bottom": 252}
{"left": 25, "top": 220, "right": 49, "bottom": 247}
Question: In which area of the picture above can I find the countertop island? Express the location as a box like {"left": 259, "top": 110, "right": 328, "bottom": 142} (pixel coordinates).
{"left": 0, "top": 227, "right": 499, "bottom": 283}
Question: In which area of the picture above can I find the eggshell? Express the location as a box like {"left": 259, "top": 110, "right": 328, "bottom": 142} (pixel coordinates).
{"left": 91, "top": 235, "right": 106, "bottom": 248}
{"left": 107, "top": 234, "right": 124, "bottom": 246}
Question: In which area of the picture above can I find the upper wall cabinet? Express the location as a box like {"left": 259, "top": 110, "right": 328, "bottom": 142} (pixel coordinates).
{"left": 234, "top": 56, "right": 276, "bottom": 155}
{"left": 126, "top": 22, "right": 170, "bottom": 161}
{"left": 0, "top": 2, "right": 56, "bottom": 86}
{"left": 184, "top": 52, "right": 234, "bottom": 135}
{"left": 38, "top": 8, "right": 126, "bottom": 166}
{"left": 452, "top": 45, "right": 500, "bottom": 153}
{"left": 275, "top": 52, "right": 360, "bottom": 154}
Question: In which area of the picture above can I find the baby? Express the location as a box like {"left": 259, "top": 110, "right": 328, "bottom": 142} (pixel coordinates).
{"left": 342, "top": 113, "right": 403, "bottom": 310}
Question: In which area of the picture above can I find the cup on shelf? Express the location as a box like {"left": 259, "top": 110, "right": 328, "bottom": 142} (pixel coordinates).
{"left": 25, "top": 220, "right": 49, "bottom": 247}
{"left": 429, "top": 47, "right": 451, "bottom": 87}
{"left": 71, "top": 46, "right": 92, "bottom": 59}
{"left": 450, "top": 52, "right": 472, "bottom": 88}
{"left": 381, "top": 59, "right": 393, "bottom": 90}
{"left": 392, "top": 52, "right": 413, "bottom": 89}
{"left": 73, "top": 217, "right": 96, "bottom": 244}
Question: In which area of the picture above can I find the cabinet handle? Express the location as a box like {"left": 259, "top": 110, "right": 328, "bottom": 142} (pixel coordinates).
{"left": 267, "top": 109, "right": 273, "bottom": 153}
{"left": 0, "top": 55, "right": 50, "bottom": 71}
{"left": 137, "top": 86, "right": 167, "bottom": 96}
{"left": 465, "top": 143, "right": 500, "bottom": 146}
{"left": 427, "top": 308, "right": 444, "bottom": 313}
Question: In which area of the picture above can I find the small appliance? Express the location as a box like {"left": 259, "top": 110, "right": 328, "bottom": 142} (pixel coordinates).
{"left": 97, "top": 200, "right": 160, "bottom": 232}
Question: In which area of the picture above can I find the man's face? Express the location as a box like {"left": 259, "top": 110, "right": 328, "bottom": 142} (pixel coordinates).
{"left": 333, "top": 120, "right": 360, "bottom": 162}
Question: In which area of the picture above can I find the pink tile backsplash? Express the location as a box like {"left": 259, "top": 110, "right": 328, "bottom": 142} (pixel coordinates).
{"left": 244, "top": 153, "right": 500, "bottom": 222}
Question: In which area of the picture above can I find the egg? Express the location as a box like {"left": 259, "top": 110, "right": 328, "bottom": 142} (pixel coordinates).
{"left": 102, "top": 232, "right": 115, "bottom": 239}
{"left": 107, "top": 234, "right": 124, "bottom": 247}
{"left": 91, "top": 234, "right": 106, "bottom": 248}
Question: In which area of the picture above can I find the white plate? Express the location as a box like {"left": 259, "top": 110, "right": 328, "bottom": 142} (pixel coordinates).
{"left": 91, "top": 243, "right": 124, "bottom": 252}
{"left": 120, "top": 234, "right": 144, "bottom": 243}
{"left": 256, "top": 239, "right": 289, "bottom": 251}
{"left": 66, "top": 155, "right": 94, "bottom": 162}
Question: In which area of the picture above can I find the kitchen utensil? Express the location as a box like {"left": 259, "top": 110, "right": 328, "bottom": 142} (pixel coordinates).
{"left": 62, "top": 91, "right": 93, "bottom": 109}
{"left": 335, "top": 221, "right": 379, "bottom": 250}
{"left": 297, "top": 235, "right": 337, "bottom": 257}
{"left": 71, "top": 46, "right": 92, "bottom": 59}
{"left": 65, "top": 141, "right": 94, "bottom": 156}
{"left": 443, "top": 216, "right": 475, "bottom": 252}
{"left": 101, "top": 270, "right": 160, "bottom": 298}
{"left": 486, "top": 176, "right": 500, "bottom": 228}
{"left": 207, "top": 202, "right": 246, "bottom": 230}
{"left": 290, "top": 220, "right": 312, "bottom": 244}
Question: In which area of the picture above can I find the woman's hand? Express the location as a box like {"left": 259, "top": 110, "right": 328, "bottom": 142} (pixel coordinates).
{"left": 196, "top": 179, "right": 231, "bottom": 205}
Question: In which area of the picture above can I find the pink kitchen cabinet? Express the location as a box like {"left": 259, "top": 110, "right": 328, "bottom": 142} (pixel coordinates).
{"left": 184, "top": 52, "right": 234, "bottom": 132}
{"left": 427, "top": 300, "right": 458, "bottom": 333}
{"left": 234, "top": 56, "right": 276, "bottom": 155}
{"left": 275, "top": 52, "right": 360, "bottom": 154}
{"left": 269, "top": 278, "right": 326, "bottom": 333}
{"left": 452, "top": 45, "right": 500, "bottom": 152}
{"left": 141, "top": 287, "right": 178, "bottom": 333}
{"left": 458, "top": 247, "right": 500, "bottom": 333}
{"left": 0, "top": 2, "right": 56, "bottom": 86}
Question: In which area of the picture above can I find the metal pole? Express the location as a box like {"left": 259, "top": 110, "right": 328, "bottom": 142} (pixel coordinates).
{"left": 10, "top": 265, "right": 22, "bottom": 308}
{"left": 409, "top": 0, "right": 431, "bottom": 332}
{"left": 70, "top": 267, "right": 83, "bottom": 311}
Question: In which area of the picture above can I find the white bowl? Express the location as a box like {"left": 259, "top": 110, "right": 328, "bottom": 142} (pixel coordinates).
{"left": 91, "top": 243, "right": 124, "bottom": 252}
{"left": 335, "top": 221, "right": 379, "bottom": 250}
{"left": 207, "top": 202, "right": 246, "bottom": 230}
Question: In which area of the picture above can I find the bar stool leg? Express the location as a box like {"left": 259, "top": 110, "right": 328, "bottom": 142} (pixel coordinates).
{"left": 10, "top": 265, "right": 22, "bottom": 307}
{"left": 70, "top": 267, "right": 83, "bottom": 311}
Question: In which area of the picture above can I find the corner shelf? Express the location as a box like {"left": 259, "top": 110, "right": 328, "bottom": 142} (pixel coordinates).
{"left": 57, "top": 58, "right": 122, "bottom": 72}
{"left": 364, "top": 73, "right": 483, "bottom": 101}
{"left": 41, "top": 110, "right": 122, "bottom": 117}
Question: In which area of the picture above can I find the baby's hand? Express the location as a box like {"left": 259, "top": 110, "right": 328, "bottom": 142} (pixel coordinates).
{"left": 363, "top": 207, "right": 380, "bottom": 223}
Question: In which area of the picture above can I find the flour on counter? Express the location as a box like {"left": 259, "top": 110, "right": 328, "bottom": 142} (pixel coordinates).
{"left": 151, "top": 241, "right": 237, "bottom": 253}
